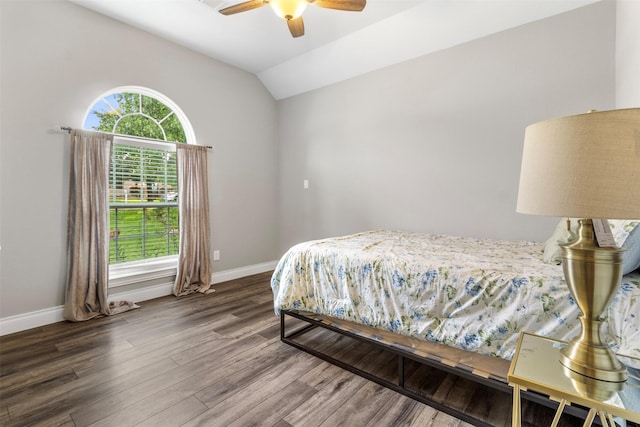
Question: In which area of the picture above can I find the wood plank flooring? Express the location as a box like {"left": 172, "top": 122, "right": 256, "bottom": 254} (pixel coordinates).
{"left": 0, "top": 272, "right": 594, "bottom": 426}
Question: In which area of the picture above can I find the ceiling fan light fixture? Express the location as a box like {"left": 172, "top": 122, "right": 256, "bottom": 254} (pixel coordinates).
{"left": 269, "top": 0, "right": 307, "bottom": 20}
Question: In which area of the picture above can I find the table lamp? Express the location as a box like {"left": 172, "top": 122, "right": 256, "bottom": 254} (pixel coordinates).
{"left": 516, "top": 108, "right": 640, "bottom": 383}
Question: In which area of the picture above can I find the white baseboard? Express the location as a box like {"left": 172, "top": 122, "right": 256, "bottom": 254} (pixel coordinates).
{"left": 212, "top": 260, "right": 278, "bottom": 284}
{"left": 109, "top": 282, "right": 175, "bottom": 303}
{"left": 0, "top": 261, "right": 277, "bottom": 336}
{"left": 0, "top": 306, "right": 66, "bottom": 337}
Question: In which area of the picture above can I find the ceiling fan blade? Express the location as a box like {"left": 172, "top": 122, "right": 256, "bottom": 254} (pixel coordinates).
{"left": 287, "top": 16, "right": 305, "bottom": 38}
{"left": 219, "top": 0, "right": 267, "bottom": 15}
{"left": 309, "top": 0, "right": 366, "bottom": 12}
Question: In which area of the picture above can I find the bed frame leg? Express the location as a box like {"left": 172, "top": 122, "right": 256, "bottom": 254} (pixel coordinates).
{"left": 398, "top": 355, "right": 405, "bottom": 388}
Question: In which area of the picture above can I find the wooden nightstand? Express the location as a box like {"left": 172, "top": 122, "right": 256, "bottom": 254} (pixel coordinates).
{"left": 508, "top": 332, "right": 640, "bottom": 427}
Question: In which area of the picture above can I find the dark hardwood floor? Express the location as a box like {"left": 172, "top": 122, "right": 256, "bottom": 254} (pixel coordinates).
{"left": 0, "top": 272, "right": 590, "bottom": 426}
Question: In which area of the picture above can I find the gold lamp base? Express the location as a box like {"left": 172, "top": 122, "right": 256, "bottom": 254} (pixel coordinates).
{"left": 562, "top": 365, "right": 624, "bottom": 401}
{"left": 559, "top": 318, "right": 628, "bottom": 382}
{"left": 559, "top": 219, "right": 627, "bottom": 383}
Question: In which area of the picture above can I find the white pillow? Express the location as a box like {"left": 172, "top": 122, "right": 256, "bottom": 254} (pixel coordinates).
{"left": 542, "top": 218, "right": 640, "bottom": 274}
{"left": 608, "top": 220, "right": 640, "bottom": 247}
{"left": 542, "top": 218, "right": 577, "bottom": 264}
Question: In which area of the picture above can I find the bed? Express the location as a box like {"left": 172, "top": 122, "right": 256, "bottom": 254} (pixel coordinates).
{"left": 271, "top": 225, "right": 640, "bottom": 425}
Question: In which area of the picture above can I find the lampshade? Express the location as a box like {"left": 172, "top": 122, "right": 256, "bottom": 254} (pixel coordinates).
{"left": 269, "top": 0, "right": 307, "bottom": 20}
{"left": 516, "top": 108, "right": 640, "bottom": 220}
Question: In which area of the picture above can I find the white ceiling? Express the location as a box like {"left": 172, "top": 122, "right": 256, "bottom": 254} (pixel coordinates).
{"left": 69, "top": 0, "right": 600, "bottom": 100}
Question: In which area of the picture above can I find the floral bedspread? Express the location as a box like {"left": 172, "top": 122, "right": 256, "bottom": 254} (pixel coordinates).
{"left": 271, "top": 230, "right": 640, "bottom": 360}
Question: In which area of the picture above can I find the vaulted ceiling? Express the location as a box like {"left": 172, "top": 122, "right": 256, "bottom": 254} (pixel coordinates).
{"left": 70, "top": 0, "right": 600, "bottom": 99}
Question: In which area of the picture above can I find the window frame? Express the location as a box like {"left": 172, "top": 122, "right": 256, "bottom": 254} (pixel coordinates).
{"left": 107, "top": 135, "right": 180, "bottom": 288}
{"left": 82, "top": 86, "right": 195, "bottom": 288}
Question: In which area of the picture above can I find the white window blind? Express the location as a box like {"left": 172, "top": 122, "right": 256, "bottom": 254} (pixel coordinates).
{"left": 109, "top": 137, "right": 179, "bottom": 265}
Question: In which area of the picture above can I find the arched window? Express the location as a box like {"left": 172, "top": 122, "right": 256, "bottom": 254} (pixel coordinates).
{"left": 83, "top": 86, "right": 194, "bottom": 143}
{"left": 83, "top": 87, "right": 194, "bottom": 282}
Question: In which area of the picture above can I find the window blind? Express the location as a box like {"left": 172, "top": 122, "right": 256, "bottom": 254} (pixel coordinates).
{"left": 109, "top": 137, "right": 179, "bottom": 264}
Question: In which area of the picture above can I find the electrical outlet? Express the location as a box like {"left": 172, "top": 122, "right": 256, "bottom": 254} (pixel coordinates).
{"left": 303, "top": 179, "right": 309, "bottom": 189}
{"left": 213, "top": 250, "right": 220, "bottom": 261}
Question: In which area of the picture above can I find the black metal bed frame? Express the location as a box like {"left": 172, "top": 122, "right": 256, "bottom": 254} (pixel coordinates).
{"left": 280, "top": 309, "right": 590, "bottom": 427}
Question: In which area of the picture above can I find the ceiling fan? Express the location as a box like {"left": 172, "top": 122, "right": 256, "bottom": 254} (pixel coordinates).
{"left": 219, "top": 0, "right": 367, "bottom": 38}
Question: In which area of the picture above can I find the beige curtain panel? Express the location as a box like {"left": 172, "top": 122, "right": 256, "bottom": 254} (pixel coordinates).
{"left": 64, "top": 129, "right": 137, "bottom": 322}
{"left": 174, "top": 144, "right": 214, "bottom": 296}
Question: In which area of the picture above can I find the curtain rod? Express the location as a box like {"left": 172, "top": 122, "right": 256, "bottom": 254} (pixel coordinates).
{"left": 60, "top": 126, "right": 213, "bottom": 149}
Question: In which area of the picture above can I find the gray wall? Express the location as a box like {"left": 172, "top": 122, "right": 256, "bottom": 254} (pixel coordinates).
{"left": 616, "top": 0, "right": 640, "bottom": 108}
{"left": 276, "top": 1, "right": 616, "bottom": 253}
{"left": 0, "top": 0, "right": 279, "bottom": 318}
